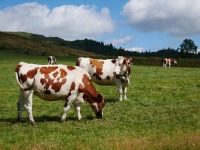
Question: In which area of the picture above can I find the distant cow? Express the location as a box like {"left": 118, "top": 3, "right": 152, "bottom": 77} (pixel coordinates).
{"left": 76, "top": 56, "right": 133, "bottom": 101}
{"left": 48, "top": 56, "right": 56, "bottom": 65}
{"left": 15, "top": 62, "right": 105, "bottom": 125}
{"left": 162, "top": 58, "right": 177, "bottom": 68}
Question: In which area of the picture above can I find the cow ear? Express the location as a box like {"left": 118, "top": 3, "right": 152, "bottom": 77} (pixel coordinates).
{"left": 96, "top": 94, "right": 103, "bottom": 103}
{"left": 129, "top": 58, "right": 133, "bottom": 64}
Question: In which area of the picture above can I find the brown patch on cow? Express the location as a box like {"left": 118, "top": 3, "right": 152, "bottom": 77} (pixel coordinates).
{"left": 44, "top": 76, "right": 53, "bottom": 90}
{"left": 78, "top": 74, "right": 98, "bottom": 103}
{"left": 106, "top": 76, "right": 110, "bottom": 80}
{"left": 20, "top": 74, "right": 28, "bottom": 83}
{"left": 70, "top": 81, "right": 75, "bottom": 91}
{"left": 60, "top": 68, "right": 67, "bottom": 78}
{"left": 89, "top": 59, "right": 104, "bottom": 80}
{"left": 26, "top": 67, "right": 38, "bottom": 79}
{"left": 66, "top": 81, "right": 76, "bottom": 97}
{"left": 40, "top": 66, "right": 58, "bottom": 77}
{"left": 39, "top": 66, "right": 68, "bottom": 93}
{"left": 52, "top": 78, "right": 67, "bottom": 93}
{"left": 67, "top": 66, "right": 75, "bottom": 71}
{"left": 162, "top": 58, "right": 167, "bottom": 64}
{"left": 15, "top": 64, "right": 22, "bottom": 72}
{"left": 17, "top": 66, "right": 38, "bottom": 83}
{"left": 40, "top": 78, "right": 47, "bottom": 85}
{"left": 53, "top": 71, "right": 59, "bottom": 78}
{"left": 111, "top": 59, "right": 116, "bottom": 64}
{"left": 124, "top": 57, "right": 132, "bottom": 76}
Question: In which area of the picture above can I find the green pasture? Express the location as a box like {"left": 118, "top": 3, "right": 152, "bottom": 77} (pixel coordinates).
{"left": 0, "top": 50, "right": 200, "bottom": 149}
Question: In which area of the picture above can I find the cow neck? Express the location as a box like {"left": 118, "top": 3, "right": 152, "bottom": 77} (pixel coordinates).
{"left": 79, "top": 74, "right": 98, "bottom": 103}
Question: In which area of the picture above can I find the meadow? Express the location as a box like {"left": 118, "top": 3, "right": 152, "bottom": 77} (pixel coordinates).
{"left": 0, "top": 50, "right": 200, "bottom": 150}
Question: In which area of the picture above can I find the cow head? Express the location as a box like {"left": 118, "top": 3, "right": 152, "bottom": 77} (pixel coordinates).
{"left": 48, "top": 56, "right": 56, "bottom": 65}
{"left": 90, "top": 94, "right": 105, "bottom": 118}
{"left": 113, "top": 56, "right": 133, "bottom": 83}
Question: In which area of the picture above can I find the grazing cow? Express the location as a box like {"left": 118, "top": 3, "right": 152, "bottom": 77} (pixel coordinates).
{"left": 162, "top": 58, "right": 177, "bottom": 68}
{"left": 15, "top": 62, "right": 105, "bottom": 125}
{"left": 76, "top": 56, "right": 133, "bottom": 101}
{"left": 48, "top": 56, "right": 56, "bottom": 65}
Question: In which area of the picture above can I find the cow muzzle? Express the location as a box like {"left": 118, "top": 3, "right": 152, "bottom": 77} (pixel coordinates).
{"left": 121, "top": 76, "right": 129, "bottom": 84}
{"left": 96, "top": 112, "right": 103, "bottom": 119}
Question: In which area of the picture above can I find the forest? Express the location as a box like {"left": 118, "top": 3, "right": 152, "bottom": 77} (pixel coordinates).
{"left": 63, "top": 38, "right": 200, "bottom": 59}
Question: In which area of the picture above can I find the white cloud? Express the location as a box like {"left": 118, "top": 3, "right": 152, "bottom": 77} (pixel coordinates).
{"left": 108, "top": 35, "right": 133, "bottom": 46}
{"left": 0, "top": 2, "right": 115, "bottom": 40}
{"left": 122, "top": 0, "right": 200, "bottom": 37}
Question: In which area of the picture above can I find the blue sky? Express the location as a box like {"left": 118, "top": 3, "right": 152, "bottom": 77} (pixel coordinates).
{"left": 1, "top": 0, "right": 200, "bottom": 52}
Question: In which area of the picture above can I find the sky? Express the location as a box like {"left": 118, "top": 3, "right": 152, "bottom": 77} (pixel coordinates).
{"left": 0, "top": 0, "right": 200, "bottom": 52}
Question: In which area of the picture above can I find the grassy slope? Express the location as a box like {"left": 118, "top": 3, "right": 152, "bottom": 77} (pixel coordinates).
{"left": 0, "top": 50, "right": 199, "bottom": 149}
{"left": 0, "top": 32, "right": 99, "bottom": 58}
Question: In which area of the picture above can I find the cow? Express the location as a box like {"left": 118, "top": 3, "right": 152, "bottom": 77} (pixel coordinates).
{"left": 15, "top": 62, "right": 105, "bottom": 126}
{"left": 162, "top": 58, "right": 177, "bottom": 68}
{"left": 76, "top": 56, "right": 133, "bottom": 102}
{"left": 48, "top": 56, "right": 56, "bottom": 65}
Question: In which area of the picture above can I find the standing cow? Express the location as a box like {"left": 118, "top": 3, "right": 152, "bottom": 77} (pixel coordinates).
{"left": 15, "top": 62, "right": 105, "bottom": 125}
{"left": 162, "top": 58, "right": 177, "bottom": 68}
{"left": 76, "top": 56, "right": 133, "bottom": 101}
{"left": 48, "top": 56, "right": 56, "bottom": 65}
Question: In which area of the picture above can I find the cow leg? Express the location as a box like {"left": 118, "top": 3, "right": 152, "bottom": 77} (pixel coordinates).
{"left": 74, "top": 104, "right": 82, "bottom": 121}
{"left": 17, "top": 89, "right": 25, "bottom": 122}
{"left": 122, "top": 87, "right": 127, "bottom": 101}
{"left": 23, "top": 90, "right": 35, "bottom": 126}
{"left": 61, "top": 100, "right": 71, "bottom": 122}
{"left": 117, "top": 85, "right": 123, "bottom": 102}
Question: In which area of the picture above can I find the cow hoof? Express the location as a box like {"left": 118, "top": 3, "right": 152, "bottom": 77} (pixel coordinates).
{"left": 78, "top": 119, "right": 85, "bottom": 124}
{"left": 61, "top": 119, "right": 66, "bottom": 123}
{"left": 31, "top": 122, "right": 35, "bottom": 127}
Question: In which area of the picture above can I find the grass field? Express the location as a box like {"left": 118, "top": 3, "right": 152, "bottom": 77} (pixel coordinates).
{"left": 0, "top": 50, "right": 200, "bottom": 150}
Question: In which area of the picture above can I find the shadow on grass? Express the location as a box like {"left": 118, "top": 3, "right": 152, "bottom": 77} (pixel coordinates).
{"left": 105, "top": 98, "right": 118, "bottom": 103}
{"left": 0, "top": 114, "right": 96, "bottom": 125}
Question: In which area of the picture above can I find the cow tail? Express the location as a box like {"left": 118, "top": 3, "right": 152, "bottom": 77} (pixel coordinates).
{"left": 15, "top": 71, "right": 35, "bottom": 91}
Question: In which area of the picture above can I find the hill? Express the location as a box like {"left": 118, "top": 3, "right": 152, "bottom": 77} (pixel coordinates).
{"left": 0, "top": 31, "right": 100, "bottom": 58}
{"left": 0, "top": 31, "right": 199, "bottom": 67}
{"left": 7, "top": 31, "right": 119, "bottom": 56}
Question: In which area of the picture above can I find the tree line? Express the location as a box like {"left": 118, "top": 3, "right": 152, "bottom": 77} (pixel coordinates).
{"left": 2, "top": 32, "right": 199, "bottom": 59}
{"left": 64, "top": 38, "right": 199, "bottom": 59}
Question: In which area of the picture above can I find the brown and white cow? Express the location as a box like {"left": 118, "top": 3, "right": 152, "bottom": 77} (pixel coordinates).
{"left": 48, "top": 56, "right": 56, "bottom": 65}
{"left": 162, "top": 58, "right": 177, "bottom": 68}
{"left": 15, "top": 62, "right": 105, "bottom": 125}
{"left": 76, "top": 56, "right": 133, "bottom": 101}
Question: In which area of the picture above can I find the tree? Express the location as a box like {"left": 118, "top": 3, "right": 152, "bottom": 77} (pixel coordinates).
{"left": 117, "top": 47, "right": 125, "bottom": 56}
{"left": 179, "top": 39, "right": 197, "bottom": 54}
